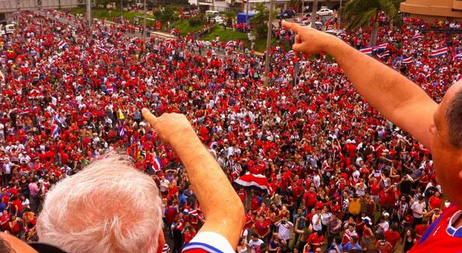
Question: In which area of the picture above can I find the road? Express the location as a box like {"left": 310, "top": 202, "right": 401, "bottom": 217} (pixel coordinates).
{"left": 40, "top": 11, "right": 262, "bottom": 59}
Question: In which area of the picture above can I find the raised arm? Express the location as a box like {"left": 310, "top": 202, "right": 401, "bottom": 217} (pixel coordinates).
{"left": 282, "top": 21, "right": 437, "bottom": 148}
{"left": 142, "top": 109, "right": 245, "bottom": 248}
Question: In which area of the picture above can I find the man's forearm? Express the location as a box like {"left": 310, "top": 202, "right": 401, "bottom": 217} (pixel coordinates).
{"left": 326, "top": 39, "right": 437, "bottom": 147}
{"left": 171, "top": 130, "right": 244, "bottom": 247}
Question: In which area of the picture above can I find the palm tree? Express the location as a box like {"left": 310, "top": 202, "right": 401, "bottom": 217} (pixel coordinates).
{"left": 340, "top": 0, "right": 403, "bottom": 46}
{"left": 311, "top": 0, "right": 319, "bottom": 29}
{"left": 223, "top": 10, "right": 237, "bottom": 27}
{"left": 289, "top": 0, "right": 302, "bottom": 11}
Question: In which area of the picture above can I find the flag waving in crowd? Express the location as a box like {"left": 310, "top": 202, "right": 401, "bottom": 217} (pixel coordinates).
{"left": 431, "top": 47, "right": 448, "bottom": 57}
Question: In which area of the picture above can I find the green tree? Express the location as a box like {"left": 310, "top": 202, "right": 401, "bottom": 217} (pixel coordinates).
{"left": 223, "top": 10, "right": 237, "bottom": 27}
{"left": 189, "top": 13, "right": 207, "bottom": 26}
{"left": 340, "top": 0, "right": 403, "bottom": 46}
{"left": 159, "top": 5, "right": 179, "bottom": 22}
{"left": 251, "top": 3, "right": 277, "bottom": 39}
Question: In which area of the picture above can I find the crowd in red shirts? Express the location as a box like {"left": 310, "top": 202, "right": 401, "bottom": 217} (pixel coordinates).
{"left": 0, "top": 9, "right": 461, "bottom": 252}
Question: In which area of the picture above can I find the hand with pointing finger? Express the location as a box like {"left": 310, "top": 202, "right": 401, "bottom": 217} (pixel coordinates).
{"left": 142, "top": 108, "right": 197, "bottom": 147}
{"left": 282, "top": 20, "right": 342, "bottom": 56}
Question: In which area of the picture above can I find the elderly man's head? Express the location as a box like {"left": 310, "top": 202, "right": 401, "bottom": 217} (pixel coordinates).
{"left": 37, "top": 155, "right": 164, "bottom": 253}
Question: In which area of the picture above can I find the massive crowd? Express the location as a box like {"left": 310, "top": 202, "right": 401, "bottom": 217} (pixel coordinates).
{"left": 0, "top": 9, "right": 461, "bottom": 253}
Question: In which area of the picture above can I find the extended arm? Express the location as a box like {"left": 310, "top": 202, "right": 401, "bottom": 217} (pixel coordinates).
{"left": 142, "top": 109, "right": 245, "bottom": 248}
{"left": 282, "top": 21, "right": 437, "bottom": 147}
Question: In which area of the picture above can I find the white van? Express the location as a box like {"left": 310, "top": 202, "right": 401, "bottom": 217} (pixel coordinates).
{"left": 5, "top": 24, "right": 15, "bottom": 34}
{"left": 0, "top": 24, "right": 15, "bottom": 36}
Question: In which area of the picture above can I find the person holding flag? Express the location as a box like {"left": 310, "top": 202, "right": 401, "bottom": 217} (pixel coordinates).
{"left": 282, "top": 20, "right": 462, "bottom": 251}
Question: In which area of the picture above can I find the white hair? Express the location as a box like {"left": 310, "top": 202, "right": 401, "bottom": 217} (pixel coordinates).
{"left": 37, "top": 154, "right": 163, "bottom": 253}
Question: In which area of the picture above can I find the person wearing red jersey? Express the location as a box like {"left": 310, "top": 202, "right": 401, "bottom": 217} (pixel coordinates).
{"left": 283, "top": 20, "right": 462, "bottom": 251}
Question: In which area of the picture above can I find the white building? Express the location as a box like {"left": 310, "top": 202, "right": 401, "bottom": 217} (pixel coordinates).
{"left": 190, "top": 0, "right": 346, "bottom": 13}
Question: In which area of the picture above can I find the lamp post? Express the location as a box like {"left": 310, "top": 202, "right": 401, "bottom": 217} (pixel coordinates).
{"left": 338, "top": 0, "right": 343, "bottom": 28}
{"left": 246, "top": 0, "right": 250, "bottom": 23}
{"left": 301, "top": 0, "right": 304, "bottom": 17}
{"left": 263, "top": 0, "right": 274, "bottom": 85}
{"left": 144, "top": 0, "right": 147, "bottom": 37}
{"left": 86, "top": 0, "right": 91, "bottom": 27}
{"left": 311, "top": 0, "right": 318, "bottom": 29}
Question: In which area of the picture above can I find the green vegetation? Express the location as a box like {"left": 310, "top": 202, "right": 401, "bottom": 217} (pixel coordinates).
{"left": 204, "top": 25, "right": 248, "bottom": 42}
{"left": 71, "top": 8, "right": 153, "bottom": 20}
{"left": 251, "top": 3, "right": 278, "bottom": 39}
{"left": 69, "top": 7, "right": 291, "bottom": 53}
{"left": 71, "top": 8, "right": 157, "bottom": 26}
{"left": 174, "top": 19, "right": 204, "bottom": 35}
{"left": 157, "top": 5, "right": 179, "bottom": 23}
{"left": 340, "top": 0, "right": 403, "bottom": 46}
{"left": 188, "top": 13, "right": 207, "bottom": 26}
{"left": 202, "top": 25, "right": 288, "bottom": 53}
{"left": 222, "top": 10, "right": 237, "bottom": 27}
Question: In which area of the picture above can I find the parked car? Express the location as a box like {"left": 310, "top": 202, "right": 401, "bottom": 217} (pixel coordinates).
{"left": 317, "top": 8, "right": 334, "bottom": 16}
{"left": 301, "top": 21, "right": 323, "bottom": 30}
{"left": 205, "top": 10, "right": 220, "bottom": 17}
{"left": 213, "top": 16, "right": 224, "bottom": 24}
{"left": 295, "top": 13, "right": 312, "bottom": 23}
{"left": 326, "top": 29, "right": 346, "bottom": 37}
{"left": 277, "top": 10, "right": 296, "bottom": 19}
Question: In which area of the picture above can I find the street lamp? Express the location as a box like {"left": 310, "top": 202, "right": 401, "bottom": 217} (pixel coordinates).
{"left": 263, "top": 0, "right": 274, "bottom": 85}
{"left": 246, "top": 0, "right": 250, "bottom": 23}
{"left": 144, "top": 0, "right": 147, "bottom": 37}
{"left": 338, "top": 0, "right": 343, "bottom": 28}
{"left": 86, "top": 0, "right": 91, "bottom": 27}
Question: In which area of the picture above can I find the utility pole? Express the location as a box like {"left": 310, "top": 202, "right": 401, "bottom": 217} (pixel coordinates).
{"left": 311, "top": 0, "right": 318, "bottom": 29}
{"left": 263, "top": 0, "right": 274, "bottom": 85}
{"left": 338, "top": 0, "right": 342, "bottom": 28}
{"left": 144, "top": 0, "right": 147, "bottom": 37}
{"left": 301, "top": 0, "right": 304, "bottom": 17}
{"left": 86, "top": 0, "right": 91, "bottom": 27}
{"left": 246, "top": 0, "right": 250, "bottom": 23}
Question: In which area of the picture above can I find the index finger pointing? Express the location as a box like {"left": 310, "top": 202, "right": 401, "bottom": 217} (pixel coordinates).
{"left": 142, "top": 108, "right": 157, "bottom": 127}
{"left": 282, "top": 20, "right": 302, "bottom": 33}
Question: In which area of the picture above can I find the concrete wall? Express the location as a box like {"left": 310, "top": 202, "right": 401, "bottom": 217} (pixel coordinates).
{"left": 401, "top": 0, "right": 462, "bottom": 20}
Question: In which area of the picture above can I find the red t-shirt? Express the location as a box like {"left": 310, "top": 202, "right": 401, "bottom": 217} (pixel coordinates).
{"left": 411, "top": 205, "right": 462, "bottom": 252}
{"left": 305, "top": 192, "right": 317, "bottom": 207}
{"left": 415, "top": 224, "right": 429, "bottom": 240}
{"left": 308, "top": 233, "right": 325, "bottom": 250}
{"left": 184, "top": 231, "right": 197, "bottom": 244}
{"left": 429, "top": 196, "right": 442, "bottom": 210}
{"left": 165, "top": 206, "right": 178, "bottom": 225}
{"left": 254, "top": 220, "right": 270, "bottom": 238}
{"left": 384, "top": 230, "right": 401, "bottom": 247}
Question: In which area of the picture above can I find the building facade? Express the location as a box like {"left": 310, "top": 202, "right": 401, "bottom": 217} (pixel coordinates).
{"left": 191, "top": 0, "right": 346, "bottom": 12}
{"left": 400, "top": 0, "right": 462, "bottom": 21}
{"left": 0, "top": 0, "right": 80, "bottom": 12}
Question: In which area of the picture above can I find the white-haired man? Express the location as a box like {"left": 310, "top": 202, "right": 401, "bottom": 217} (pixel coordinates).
{"left": 36, "top": 109, "right": 245, "bottom": 253}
